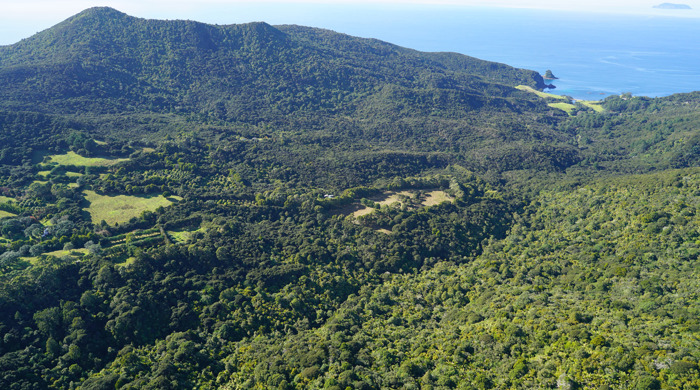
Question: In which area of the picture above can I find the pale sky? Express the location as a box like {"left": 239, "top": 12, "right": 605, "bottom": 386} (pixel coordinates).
{"left": 1, "top": 0, "right": 699, "bottom": 45}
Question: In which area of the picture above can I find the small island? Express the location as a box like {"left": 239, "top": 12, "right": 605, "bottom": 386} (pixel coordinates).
{"left": 653, "top": 3, "right": 692, "bottom": 9}
{"left": 543, "top": 70, "right": 558, "bottom": 80}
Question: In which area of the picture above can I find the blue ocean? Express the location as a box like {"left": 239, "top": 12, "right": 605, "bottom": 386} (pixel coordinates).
{"left": 251, "top": 5, "right": 700, "bottom": 101}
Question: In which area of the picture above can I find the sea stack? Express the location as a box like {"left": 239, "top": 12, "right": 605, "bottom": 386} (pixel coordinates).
{"left": 544, "top": 70, "right": 558, "bottom": 80}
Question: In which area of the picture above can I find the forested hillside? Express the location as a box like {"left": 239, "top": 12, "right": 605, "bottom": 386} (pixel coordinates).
{"left": 1, "top": 7, "right": 700, "bottom": 390}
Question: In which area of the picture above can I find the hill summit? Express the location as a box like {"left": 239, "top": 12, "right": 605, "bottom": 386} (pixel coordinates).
{"left": 0, "top": 7, "right": 547, "bottom": 118}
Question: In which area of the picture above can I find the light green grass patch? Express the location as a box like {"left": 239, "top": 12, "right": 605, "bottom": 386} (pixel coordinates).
{"left": 516, "top": 85, "right": 568, "bottom": 100}
{"left": 422, "top": 190, "right": 453, "bottom": 207}
{"left": 21, "top": 248, "right": 88, "bottom": 265}
{"left": 168, "top": 230, "right": 192, "bottom": 243}
{"left": 44, "top": 248, "right": 89, "bottom": 258}
{"left": 38, "top": 170, "right": 82, "bottom": 178}
{"left": 352, "top": 206, "right": 375, "bottom": 218}
{"left": 578, "top": 100, "right": 605, "bottom": 112}
{"left": 84, "top": 190, "right": 173, "bottom": 225}
{"left": 0, "top": 210, "right": 16, "bottom": 218}
{"left": 376, "top": 191, "right": 413, "bottom": 207}
{"left": 47, "top": 151, "right": 129, "bottom": 167}
{"left": 351, "top": 191, "right": 412, "bottom": 218}
{"left": 21, "top": 256, "right": 40, "bottom": 265}
{"left": 0, "top": 196, "right": 15, "bottom": 203}
{"left": 168, "top": 228, "right": 205, "bottom": 243}
{"left": 548, "top": 102, "right": 576, "bottom": 114}
{"left": 518, "top": 84, "right": 605, "bottom": 113}
{"left": 116, "top": 257, "right": 137, "bottom": 267}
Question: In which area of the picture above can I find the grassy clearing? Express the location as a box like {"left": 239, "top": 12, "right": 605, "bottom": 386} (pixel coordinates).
{"left": 21, "top": 249, "right": 88, "bottom": 265}
{"left": 110, "top": 231, "right": 161, "bottom": 245}
{"left": 350, "top": 190, "right": 452, "bottom": 218}
{"left": 0, "top": 210, "right": 16, "bottom": 218}
{"left": 548, "top": 102, "right": 576, "bottom": 114}
{"left": 351, "top": 191, "right": 412, "bottom": 218}
{"left": 44, "top": 248, "right": 88, "bottom": 258}
{"left": 47, "top": 151, "right": 129, "bottom": 167}
{"left": 116, "top": 257, "right": 137, "bottom": 267}
{"left": 0, "top": 196, "right": 15, "bottom": 203}
{"left": 377, "top": 191, "right": 413, "bottom": 206}
{"left": 578, "top": 100, "right": 605, "bottom": 112}
{"left": 168, "top": 230, "right": 191, "bottom": 243}
{"left": 37, "top": 171, "right": 83, "bottom": 179}
{"left": 519, "top": 85, "right": 604, "bottom": 114}
{"left": 20, "top": 257, "right": 39, "bottom": 265}
{"left": 84, "top": 190, "right": 173, "bottom": 225}
{"left": 422, "top": 190, "right": 453, "bottom": 207}
{"left": 516, "top": 85, "right": 567, "bottom": 100}
{"left": 168, "top": 228, "right": 205, "bottom": 243}
{"left": 352, "top": 207, "right": 375, "bottom": 218}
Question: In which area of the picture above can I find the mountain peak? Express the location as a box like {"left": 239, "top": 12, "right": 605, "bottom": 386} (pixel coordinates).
{"left": 63, "top": 6, "right": 133, "bottom": 25}
{"left": 75, "top": 6, "right": 128, "bottom": 16}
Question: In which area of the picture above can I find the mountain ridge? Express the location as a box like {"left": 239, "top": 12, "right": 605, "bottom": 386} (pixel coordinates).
{"left": 0, "top": 7, "right": 548, "bottom": 118}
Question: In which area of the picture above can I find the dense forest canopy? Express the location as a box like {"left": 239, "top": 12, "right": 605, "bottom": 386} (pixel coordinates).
{"left": 1, "top": 7, "right": 700, "bottom": 390}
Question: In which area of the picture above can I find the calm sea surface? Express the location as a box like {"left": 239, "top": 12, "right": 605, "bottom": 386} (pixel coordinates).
{"left": 291, "top": 6, "right": 700, "bottom": 101}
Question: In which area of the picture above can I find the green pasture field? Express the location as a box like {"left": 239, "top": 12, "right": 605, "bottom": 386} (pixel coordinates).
{"left": 548, "top": 102, "right": 577, "bottom": 114}
{"left": 517, "top": 84, "right": 605, "bottom": 115}
{"left": 84, "top": 190, "right": 174, "bottom": 225}
{"left": 168, "top": 227, "right": 205, "bottom": 243}
{"left": 21, "top": 249, "right": 87, "bottom": 265}
{"left": 0, "top": 210, "right": 16, "bottom": 218}
{"left": 516, "top": 85, "right": 568, "bottom": 100}
{"left": 45, "top": 248, "right": 88, "bottom": 258}
{"left": 578, "top": 100, "right": 604, "bottom": 112}
{"left": 351, "top": 190, "right": 453, "bottom": 218}
{"left": 116, "top": 257, "right": 137, "bottom": 267}
{"left": 422, "top": 190, "right": 453, "bottom": 206}
{"left": 46, "top": 151, "right": 129, "bottom": 167}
